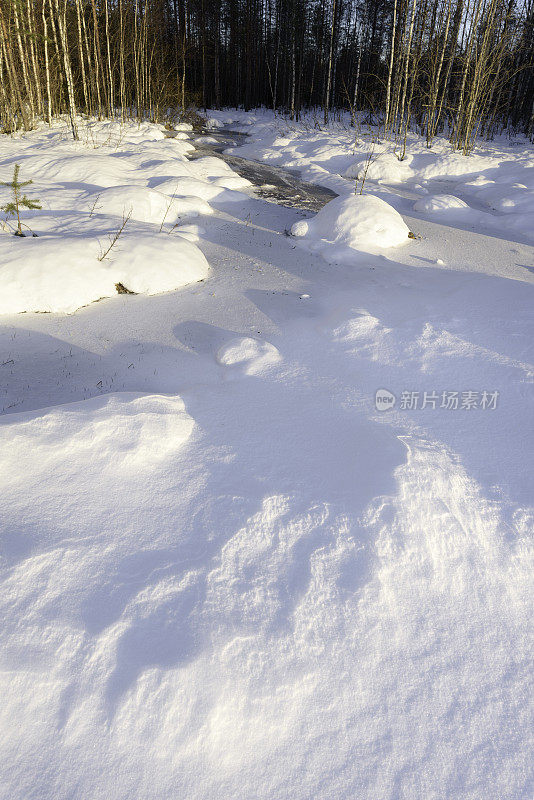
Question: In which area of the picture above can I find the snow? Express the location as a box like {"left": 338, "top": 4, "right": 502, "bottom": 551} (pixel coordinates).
{"left": 0, "top": 110, "right": 533, "bottom": 800}
{"left": 190, "top": 155, "right": 253, "bottom": 189}
{"left": 413, "top": 193, "right": 470, "bottom": 214}
{"left": 172, "top": 223, "right": 205, "bottom": 242}
{"left": 194, "top": 135, "right": 220, "bottom": 144}
{"left": 0, "top": 233, "right": 210, "bottom": 314}
{"left": 344, "top": 151, "right": 415, "bottom": 183}
{"left": 291, "top": 193, "right": 410, "bottom": 257}
{"left": 218, "top": 108, "right": 534, "bottom": 244}
{"left": 412, "top": 194, "right": 484, "bottom": 227}
{"left": 216, "top": 336, "right": 282, "bottom": 374}
{"left": 0, "top": 118, "right": 253, "bottom": 314}
{"left": 154, "top": 176, "right": 246, "bottom": 203}
{"left": 89, "top": 185, "right": 214, "bottom": 223}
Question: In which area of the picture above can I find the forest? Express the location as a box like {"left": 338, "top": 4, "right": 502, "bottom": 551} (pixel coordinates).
{"left": 0, "top": 0, "right": 533, "bottom": 151}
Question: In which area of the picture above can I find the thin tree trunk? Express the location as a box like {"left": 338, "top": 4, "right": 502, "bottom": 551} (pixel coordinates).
{"left": 53, "top": 0, "right": 79, "bottom": 139}
{"left": 42, "top": 0, "right": 52, "bottom": 123}
{"left": 385, "top": 0, "right": 398, "bottom": 132}
{"left": 397, "top": 0, "right": 418, "bottom": 134}
{"left": 75, "top": 0, "right": 91, "bottom": 115}
{"left": 13, "top": 0, "right": 35, "bottom": 123}
{"left": 324, "top": 0, "right": 337, "bottom": 125}
{"left": 104, "top": 0, "right": 114, "bottom": 115}
{"left": 26, "top": 0, "right": 43, "bottom": 117}
{"left": 0, "top": 6, "right": 31, "bottom": 130}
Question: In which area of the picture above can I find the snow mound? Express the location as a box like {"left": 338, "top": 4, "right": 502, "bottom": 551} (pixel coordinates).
{"left": 80, "top": 119, "right": 166, "bottom": 146}
{"left": 212, "top": 175, "right": 252, "bottom": 190}
{"left": 111, "top": 234, "right": 209, "bottom": 295}
{"left": 291, "top": 193, "right": 409, "bottom": 257}
{"left": 414, "top": 194, "right": 470, "bottom": 214}
{"left": 417, "top": 152, "right": 498, "bottom": 180}
{"left": 195, "top": 136, "right": 219, "bottom": 144}
{"left": 154, "top": 176, "right": 246, "bottom": 203}
{"left": 92, "top": 185, "right": 213, "bottom": 224}
{"left": 3, "top": 153, "right": 138, "bottom": 188}
{"left": 165, "top": 139, "right": 196, "bottom": 157}
{"left": 155, "top": 176, "right": 222, "bottom": 201}
{"left": 468, "top": 176, "right": 534, "bottom": 216}
{"left": 344, "top": 153, "right": 415, "bottom": 183}
{"left": 172, "top": 223, "right": 205, "bottom": 242}
{"left": 191, "top": 156, "right": 250, "bottom": 183}
{"left": 0, "top": 392, "right": 194, "bottom": 483}
{"left": 216, "top": 337, "right": 282, "bottom": 374}
{"left": 0, "top": 234, "right": 209, "bottom": 314}
{"left": 0, "top": 237, "right": 117, "bottom": 314}
{"left": 140, "top": 160, "right": 195, "bottom": 180}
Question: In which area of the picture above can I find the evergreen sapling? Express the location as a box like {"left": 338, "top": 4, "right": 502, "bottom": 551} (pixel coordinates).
{"left": 1, "top": 164, "right": 41, "bottom": 237}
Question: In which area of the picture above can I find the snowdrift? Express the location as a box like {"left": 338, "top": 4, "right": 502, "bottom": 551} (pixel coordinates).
{"left": 89, "top": 185, "right": 214, "bottom": 224}
{"left": 0, "top": 233, "right": 209, "bottom": 314}
{"left": 291, "top": 193, "right": 409, "bottom": 258}
{"left": 1, "top": 108, "right": 533, "bottom": 800}
{"left": 0, "top": 118, "right": 252, "bottom": 314}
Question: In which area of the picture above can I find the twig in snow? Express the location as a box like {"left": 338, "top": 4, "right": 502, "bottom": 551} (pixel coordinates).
{"left": 98, "top": 208, "right": 132, "bottom": 261}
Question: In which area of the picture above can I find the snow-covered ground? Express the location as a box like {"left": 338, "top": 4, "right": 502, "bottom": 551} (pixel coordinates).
{"left": 0, "top": 119, "right": 251, "bottom": 313}
{"left": 214, "top": 107, "right": 534, "bottom": 247}
{"left": 0, "top": 112, "right": 533, "bottom": 800}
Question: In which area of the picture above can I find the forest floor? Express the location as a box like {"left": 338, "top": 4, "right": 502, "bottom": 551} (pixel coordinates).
{"left": 0, "top": 111, "right": 533, "bottom": 800}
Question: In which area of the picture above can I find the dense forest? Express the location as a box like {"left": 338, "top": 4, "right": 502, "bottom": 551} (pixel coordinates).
{"left": 0, "top": 0, "right": 533, "bottom": 150}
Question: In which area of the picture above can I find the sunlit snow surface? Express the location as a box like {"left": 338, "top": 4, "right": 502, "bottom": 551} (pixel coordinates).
{"left": 0, "top": 120, "right": 254, "bottom": 313}
{"left": 0, "top": 113, "right": 533, "bottom": 799}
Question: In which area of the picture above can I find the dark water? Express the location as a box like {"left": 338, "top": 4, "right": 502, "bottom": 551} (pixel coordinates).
{"left": 166, "top": 128, "right": 337, "bottom": 212}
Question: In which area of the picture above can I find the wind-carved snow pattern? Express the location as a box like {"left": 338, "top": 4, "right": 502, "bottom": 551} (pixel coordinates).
{"left": 0, "top": 111, "right": 532, "bottom": 800}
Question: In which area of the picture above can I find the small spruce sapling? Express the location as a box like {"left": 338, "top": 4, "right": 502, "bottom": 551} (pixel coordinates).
{"left": 0, "top": 164, "right": 41, "bottom": 237}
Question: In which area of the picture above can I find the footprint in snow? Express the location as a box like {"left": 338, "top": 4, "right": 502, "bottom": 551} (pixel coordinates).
{"left": 216, "top": 337, "right": 282, "bottom": 376}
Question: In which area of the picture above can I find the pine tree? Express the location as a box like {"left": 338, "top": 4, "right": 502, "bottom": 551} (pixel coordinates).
{"left": 1, "top": 164, "right": 42, "bottom": 237}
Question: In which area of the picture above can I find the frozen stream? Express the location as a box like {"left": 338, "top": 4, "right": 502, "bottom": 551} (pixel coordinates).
{"left": 167, "top": 127, "right": 338, "bottom": 211}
